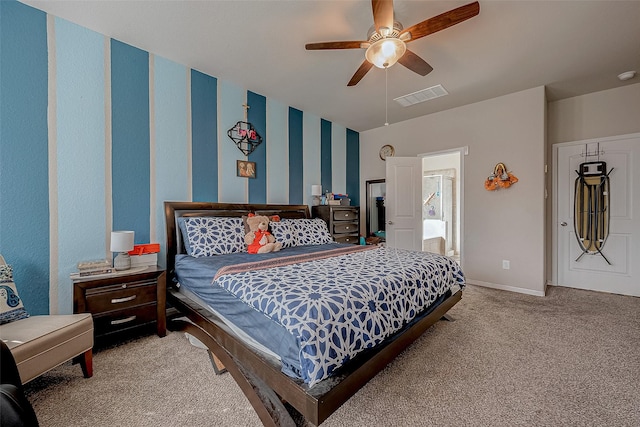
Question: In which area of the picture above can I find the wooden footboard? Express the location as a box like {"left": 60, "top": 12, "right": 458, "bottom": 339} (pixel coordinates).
{"left": 168, "top": 286, "right": 461, "bottom": 426}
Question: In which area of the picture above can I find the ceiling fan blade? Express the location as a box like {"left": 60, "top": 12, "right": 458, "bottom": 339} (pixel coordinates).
{"left": 372, "top": 0, "right": 394, "bottom": 33}
{"left": 398, "top": 49, "right": 433, "bottom": 76}
{"left": 306, "top": 41, "right": 368, "bottom": 50}
{"left": 348, "top": 60, "right": 374, "bottom": 86}
{"left": 400, "top": 1, "right": 480, "bottom": 42}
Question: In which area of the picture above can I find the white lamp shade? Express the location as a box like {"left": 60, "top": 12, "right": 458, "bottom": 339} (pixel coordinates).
{"left": 311, "top": 185, "right": 323, "bottom": 196}
{"left": 110, "top": 231, "right": 134, "bottom": 253}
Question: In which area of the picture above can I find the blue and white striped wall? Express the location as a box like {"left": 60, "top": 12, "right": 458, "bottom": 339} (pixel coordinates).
{"left": 0, "top": 1, "right": 360, "bottom": 315}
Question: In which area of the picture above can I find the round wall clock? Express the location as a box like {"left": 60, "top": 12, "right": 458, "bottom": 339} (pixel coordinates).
{"left": 379, "top": 144, "right": 395, "bottom": 161}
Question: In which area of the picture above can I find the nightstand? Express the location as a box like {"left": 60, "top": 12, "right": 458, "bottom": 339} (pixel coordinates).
{"left": 72, "top": 266, "right": 166, "bottom": 340}
{"left": 312, "top": 205, "right": 360, "bottom": 244}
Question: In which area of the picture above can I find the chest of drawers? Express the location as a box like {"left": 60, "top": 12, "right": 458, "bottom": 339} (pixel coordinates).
{"left": 312, "top": 205, "right": 360, "bottom": 244}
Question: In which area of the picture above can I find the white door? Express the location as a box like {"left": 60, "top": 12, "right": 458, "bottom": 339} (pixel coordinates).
{"left": 386, "top": 157, "right": 422, "bottom": 251}
{"left": 555, "top": 134, "right": 640, "bottom": 296}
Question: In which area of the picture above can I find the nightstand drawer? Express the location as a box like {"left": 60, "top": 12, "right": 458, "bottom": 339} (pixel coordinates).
{"left": 333, "top": 222, "right": 358, "bottom": 234}
{"left": 93, "top": 303, "right": 157, "bottom": 336}
{"left": 85, "top": 280, "right": 157, "bottom": 314}
{"left": 334, "top": 234, "right": 359, "bottom": 244}
{"left": 332, "top": 210, "right": 358, "bottom": 221}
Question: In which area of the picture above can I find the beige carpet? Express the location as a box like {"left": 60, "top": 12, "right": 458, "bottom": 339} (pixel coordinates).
{"left": 25, "top": 284, "right": 640, "bottom": 427}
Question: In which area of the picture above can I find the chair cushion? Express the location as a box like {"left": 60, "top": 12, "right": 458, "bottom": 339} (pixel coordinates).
{"left": 0, "top": 314, "right": 93, "bottom": 383}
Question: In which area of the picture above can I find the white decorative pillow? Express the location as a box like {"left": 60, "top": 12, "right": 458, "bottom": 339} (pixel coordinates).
{"left": 0, "top": 264, "right": 30, "bottom": 325}
{"left": 181, "top": 217, "right": 246, "bottom": 257}
{"left": 270, "top": 220, "right": 295, "bottom": 248}
{"left": 289, "top": 218, "right": 334, "bottom": 246}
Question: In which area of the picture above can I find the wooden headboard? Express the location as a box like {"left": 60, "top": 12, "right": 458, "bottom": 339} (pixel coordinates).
{"left": 163, "top": 201, "right": 310, "bottom": 280}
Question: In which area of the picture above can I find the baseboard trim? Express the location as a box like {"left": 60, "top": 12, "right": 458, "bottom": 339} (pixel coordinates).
{"left": 467, "top": 280, "right": 546, "bottom": 297}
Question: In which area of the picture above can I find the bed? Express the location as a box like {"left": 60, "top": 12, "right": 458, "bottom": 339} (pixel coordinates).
{"left": 164, "top": 201, "right": 464, "bottom": 426}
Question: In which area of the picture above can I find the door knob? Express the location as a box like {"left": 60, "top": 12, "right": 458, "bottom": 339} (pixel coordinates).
{"left": 560, "top": 221, "right": 567, "bottom": 226}
{"left": 387, "top": 220, "right": 393, "bottom": 225}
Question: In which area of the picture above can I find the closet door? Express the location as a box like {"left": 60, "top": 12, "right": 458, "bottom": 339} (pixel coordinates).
{"left": 555, "top": 133, "right": 640, "bottom": 296}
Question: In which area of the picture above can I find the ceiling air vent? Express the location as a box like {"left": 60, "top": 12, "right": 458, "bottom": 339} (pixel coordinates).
{"left": 394, "top": 84, "right": 448, "bottom": 107}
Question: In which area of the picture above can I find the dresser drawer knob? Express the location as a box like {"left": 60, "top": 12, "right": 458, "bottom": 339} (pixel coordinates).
{"left": 345, "top": 226, "right": 350, "bottom": 230}
{"left": 111, "top": 295, "right": 137, "bottom": 304}
{"left": 110, "top": 315, "right": 137, "bottom": 325}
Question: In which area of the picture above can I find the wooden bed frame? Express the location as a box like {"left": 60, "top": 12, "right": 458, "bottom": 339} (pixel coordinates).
{"left": 164, "top": 201, "right": 462, "bottom": 426}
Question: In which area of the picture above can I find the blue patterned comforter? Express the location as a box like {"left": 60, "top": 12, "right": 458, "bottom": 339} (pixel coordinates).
{"left": 213, "top": 245, "right": 464, "bottom": 386}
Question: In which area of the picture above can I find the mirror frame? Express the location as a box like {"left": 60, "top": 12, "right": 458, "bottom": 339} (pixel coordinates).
{"left": 365, "top": 179, "right": 385, "bottom": 238}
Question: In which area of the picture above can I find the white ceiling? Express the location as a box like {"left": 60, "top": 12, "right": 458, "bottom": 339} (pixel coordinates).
{"left": 22, "top": 0, "right": 640, "bottom": 132}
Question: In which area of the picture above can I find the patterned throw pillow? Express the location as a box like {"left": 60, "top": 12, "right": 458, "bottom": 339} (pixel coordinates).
{"left": 289, "top": 218, "right": 334, "bottom": 246}
{"left": 181, "top": 217, "right": 246, "bottom": 257}
{"left": 270, "top": 220, "right": 295, "bottom": 248}
{"left": 0, "top": 264, "right": 30, "bottom": 325}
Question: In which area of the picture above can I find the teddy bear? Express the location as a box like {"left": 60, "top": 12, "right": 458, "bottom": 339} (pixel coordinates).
{"left": 244, "top": 214, "right": 283, "bottom": 254}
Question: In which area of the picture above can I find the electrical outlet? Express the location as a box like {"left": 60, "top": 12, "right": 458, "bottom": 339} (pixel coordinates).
{"left": 502, "top": 260, "right": 510, "bottom": 270}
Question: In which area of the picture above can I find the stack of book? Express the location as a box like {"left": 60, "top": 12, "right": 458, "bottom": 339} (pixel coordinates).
{"left": 76, "top": 259, "right": 112, "bottom": 277}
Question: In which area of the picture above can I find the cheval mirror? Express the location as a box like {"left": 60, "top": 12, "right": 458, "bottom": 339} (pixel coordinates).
{"left": 365, "top": 179, "right": 386, "bottom": 243}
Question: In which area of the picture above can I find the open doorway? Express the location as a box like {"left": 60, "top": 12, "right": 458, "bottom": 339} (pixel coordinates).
{"left": 421, "top": 150, "right": 462, "bottom": 264}
{"left": 383, "top": 147, "right": 464, "bottom": 264}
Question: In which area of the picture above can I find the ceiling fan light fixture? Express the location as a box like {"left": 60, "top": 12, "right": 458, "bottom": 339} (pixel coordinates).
{"left": 365, "top": 38, "right": 406, "bottom": 69}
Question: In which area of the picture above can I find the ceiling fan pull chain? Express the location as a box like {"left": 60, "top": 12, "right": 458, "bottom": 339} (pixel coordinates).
{"left": 385, "top": 66, "right": 389, "bottom": 126}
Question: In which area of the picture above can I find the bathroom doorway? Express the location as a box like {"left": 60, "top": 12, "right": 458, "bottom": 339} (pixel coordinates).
{"left": 421, "top": 150, "right": 462, "bottom": 263}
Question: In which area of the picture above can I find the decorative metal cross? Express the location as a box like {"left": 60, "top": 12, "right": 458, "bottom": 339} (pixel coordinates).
{"left": 227, "top": 103, "right": 263, "bottom": 156}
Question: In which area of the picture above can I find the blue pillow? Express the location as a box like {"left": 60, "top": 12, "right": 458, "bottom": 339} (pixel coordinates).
{"left": 0, "top": 264, "right": 30, "bottom": 325}
{"left": 177, "top": 217, "right": 193, "bottom": 254}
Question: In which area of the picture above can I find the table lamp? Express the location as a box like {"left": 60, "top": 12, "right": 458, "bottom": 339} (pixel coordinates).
{"left": 311, "top": 185, "right": 322, "bottom": 206}
{"left": 110, "top": 231, "right": 134, "bottom": 271}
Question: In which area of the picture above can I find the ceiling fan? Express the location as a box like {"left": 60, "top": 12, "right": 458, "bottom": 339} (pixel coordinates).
{"left": 305, "top": 0, "right": 480, "bottom": 86}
